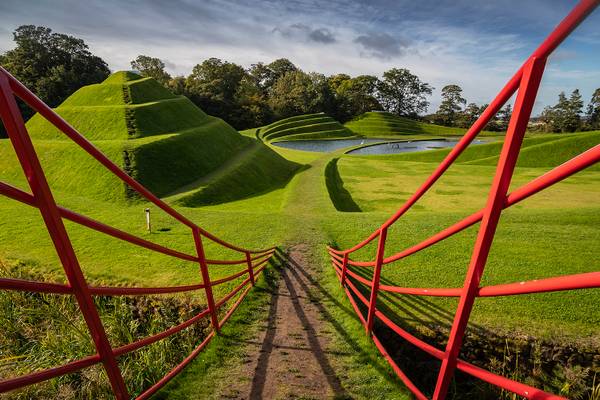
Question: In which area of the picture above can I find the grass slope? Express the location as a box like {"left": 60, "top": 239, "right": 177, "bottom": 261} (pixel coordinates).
{"left": 345, "top": 111, "right": 495, "bottom": 137}
{"left": 259, "top": 113, "right": 354, "bottom": 142}
{"left": 11, "top": 71, "right": 297, "bottom": 203}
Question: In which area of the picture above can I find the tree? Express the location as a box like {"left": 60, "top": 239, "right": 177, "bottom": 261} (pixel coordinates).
{"left": 377, "top": 68, "right": 432, "bottom": 117}
{"left": 498, "top": 103, "right": 513, "bottom": 132}
{"left": 564, "top": 89, "right": 583, "bottom": 132}
{"left": 0, "top": 25, "right": 110, "bottom": 137}
{"left": 249, "top": 58, "right": 298, "bottom": 94}
{"left": 334, "top": 75, "right": 382, "bottom": 121}
{"left": 435, "top": 84, "right": 466, "bottom": 126}
{"left": 185, "top": 58, "right": 247, "bottom": 126}
{"left": 268, "top": 71, "right": 334, "bottom": 119}
{"left": 457, "top": 102, "right": 482, "bottom": 128}
{"left": 130, "top": 55, "right": 171, "bottom": 85}
{"left": 587, "top": 88, "right": 600, "bottom": 129}
{"left": 540, "top": 90, "right": 583, "bottom": 132}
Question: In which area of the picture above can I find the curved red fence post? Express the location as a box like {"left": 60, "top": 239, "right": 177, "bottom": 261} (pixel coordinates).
{"left": 245, "top": 251, "right": 255, "bottom": 286}
{"left": 340, "top": 252, "right": 349, "bottom": 286}
{"left": 366, "top": 228, "right": 387, "bottom": 334}
{"left": 193, "top": 228, "right": 220, "bottom": 333}
{"left": 0, "top": 74, "right": 129, "bottom": 399}
{"left": 432, "top": 55, "right": 547, "bottom": 400}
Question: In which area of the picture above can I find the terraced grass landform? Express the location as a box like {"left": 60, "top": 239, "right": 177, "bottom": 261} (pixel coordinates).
{"left": 9, "top": 71, "right": 300, "bottom": 204}
{"left": 257, "top": 113, "right": 355, "bottom": 141}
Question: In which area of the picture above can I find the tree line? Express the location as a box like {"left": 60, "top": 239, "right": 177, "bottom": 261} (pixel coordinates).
{"left": 1, "top": 25, "right": 599, "bottom": 138}
{"left": 430, "top": 84, "right": 600, "bottom": 133}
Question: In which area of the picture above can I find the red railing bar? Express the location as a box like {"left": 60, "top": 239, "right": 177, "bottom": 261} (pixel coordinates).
{"left": 252, "top": 257, "right": 271, "bottom": 271}
{"left": 251, "top": 250, "right": 275, "bottom": 261}
{"left": 113, "top": 308, "right": 211, "bottom": 357}
{"left": 454, "top": 360, "right": 565, "bottom": 400}
{"left": 0, "top": 180, "right": 199, "bottom": 262}
{"left": 0, "top": 277, "right": 72, "bottom": 294}
{"left": 0, "top": 354, "right": 101, "bottom": 393}
{"left": 373, "top": 307, "right": 565, "bottom": 399}
{"left": 89, "top": 283, "right": 205, "bottom": 296}
{"left": 371, "top": 332, "right": 429, "bottom": 400}
{"left": 345, "top": 274, "right": 370, "bottom": 308}
{"left": 0, "top": 72, "right": 129, "bottom": 398}
{"left": 344, "top": 284, "right": 367, "bottom": 327}
{"left": 209, "top": 268, "right": 249, "bottom": 286}
{"left": 253, "top": 260, "right": 269, "bottom": 277}
{"left": 434, "top": 56, "right": 548, "bottom": 399}
{"left": 135, "top": 331, "right": 215, "bottom": 400}
{"left": 343, "top": 143, "right": 600, "bottom": 267}
{"left": 215, "top": 276, "right": 253, "bottom": 309}
{"left": 333, "top": 0, "right": 600, "bottom": 257}
{"left": 218, "top": 285, "right": 253, "bottom": 329}
{"left": 342, "top": 266, "right": 372, "bottom": 287}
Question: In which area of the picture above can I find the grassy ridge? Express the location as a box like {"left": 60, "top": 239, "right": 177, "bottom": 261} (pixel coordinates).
{"left": 175, "top": 142, "right": 302, "bottom": 207}
{"left": 125, "top": 120, "right": 253, "bottom": 198}
{"left": 345, "top": 111, "right": 495, "bottom": 137}
{"left": 13, "top": 71, "right": 297, "bottom": 204}
{"left": 259, "top": 113, "right": 354, "bottom": 142}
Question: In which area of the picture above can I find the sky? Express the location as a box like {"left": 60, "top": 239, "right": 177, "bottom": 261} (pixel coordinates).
{"left": 1, "top": 0, "right": 599, "bottom": 115}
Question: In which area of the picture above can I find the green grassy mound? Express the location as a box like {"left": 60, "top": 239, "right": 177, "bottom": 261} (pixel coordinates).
{"left": 345, "top": 111, "right": 489, "bottom": 137}
{"left": 171, "top": 142, "right": 302, "bottom": 207}
{"left": 6, "top": 71, "right": 299, "bottom": 203}
{"left": 259, "top": 113, "right": 354, "bottom": 142}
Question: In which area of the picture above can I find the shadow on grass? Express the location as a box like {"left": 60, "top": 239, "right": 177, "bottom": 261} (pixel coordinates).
{"left": 325, "top": 158, "right": 362, "bottom": 212}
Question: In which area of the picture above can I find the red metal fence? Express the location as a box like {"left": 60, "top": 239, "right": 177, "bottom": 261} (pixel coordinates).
{"left": 0, "top": 66, "right": 276, "bottom": 398}
{"left": 328, "top": 1, "right": 600, "bottom": 399}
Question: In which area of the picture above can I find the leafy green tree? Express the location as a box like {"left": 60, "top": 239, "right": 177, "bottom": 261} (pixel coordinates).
{"left": 334, "top": 75, "right": 382, "bottom": 121}
{"left": 377, "top": 68, "right": 432, "bottom": 117}
{"left": 564, "top": 89, "right": 584, "bottom": 132}
{"left": 498, "top": 103, "right": 513, "bottom": 132}
{"left": 130, "top": 55, "right": 171, "bottom": 85}
{"left": 0, "top": 25, "right": 110, "bottom": 136}
{"left": 249, "top": 58, "right": 298, "bottom": 95}
{"left": 185, "top": 58, "right": 247, "bottom": 126}
{"left": 587, "top": 88, "right": 600, "bottom": 129}
{"left": 268, "top": 71, "right": 334, "bottom": 119}
{"left": 457, "top": 102, "right": 482, "bottom": 128}
{"left": 435, "top": 84, "right": 466, "bottom": 126}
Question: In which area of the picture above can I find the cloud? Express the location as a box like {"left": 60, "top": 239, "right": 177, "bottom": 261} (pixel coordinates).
{"left": 353, "top": 32, "right": 408, "bottom": 59}
{"left": 273, "top": 24, "right": 336, "bottom": 44}
{"left": 308, "top": 28, "right": 336, "bottom": 44}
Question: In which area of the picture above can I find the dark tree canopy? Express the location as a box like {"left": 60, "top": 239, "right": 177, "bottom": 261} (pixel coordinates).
{"left": 587, "top": 88, "right": 600, "bottom": 129}
{"left": 377, "top": 68, "right": 433, "bottom": 117}
{"left": 131, "top": 55, "right": 171, "bottom": 85}
{"left": 435, "top": 84, "right": 466, "bottom": 126}
{"left": 0, "top": 25, "right": 110, "bottom": 137}
{"left": 1, "top": 25, "right": 110, "bottom": 107}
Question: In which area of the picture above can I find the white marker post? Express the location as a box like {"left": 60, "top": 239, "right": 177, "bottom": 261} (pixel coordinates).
{"left": 145, "top": 208, "right": 151, "bottom": 232}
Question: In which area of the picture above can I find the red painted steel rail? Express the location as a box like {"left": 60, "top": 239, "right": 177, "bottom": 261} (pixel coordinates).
{"left": 328, "top": 1, "right": 600, "bottom": 399}
{"left": 0, "top": 66, "right": 276, "bottom": 398}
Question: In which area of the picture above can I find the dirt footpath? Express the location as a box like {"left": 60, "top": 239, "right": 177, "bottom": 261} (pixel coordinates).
{"left": 219, "top": 244, "right": 347, "bottom": 399}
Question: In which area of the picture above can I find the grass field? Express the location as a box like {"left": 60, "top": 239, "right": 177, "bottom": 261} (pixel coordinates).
{"left": 1, "top": 101, "right": 598, "bottom": 398}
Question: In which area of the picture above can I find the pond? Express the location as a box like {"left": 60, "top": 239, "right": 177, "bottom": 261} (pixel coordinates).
{"left": 272, "top": 138, "right": 391, "bottom": 152}
{"left": 273, "top": 138, "right": 484, "bottom": 154}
